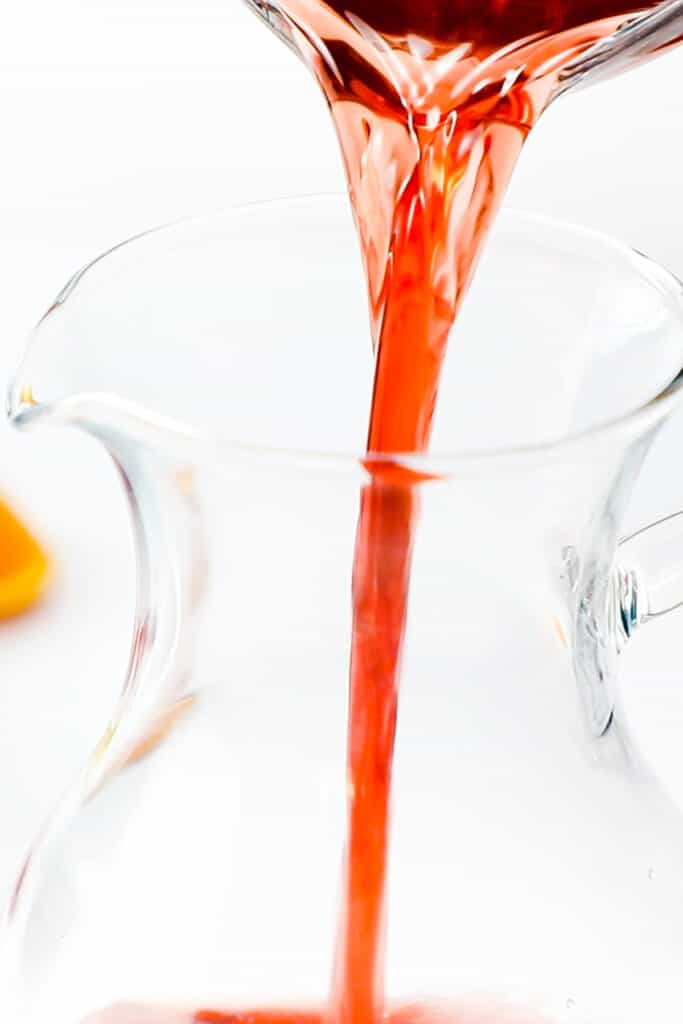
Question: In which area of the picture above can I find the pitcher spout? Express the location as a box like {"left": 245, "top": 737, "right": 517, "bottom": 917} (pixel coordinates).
{"left": 7, "top": 330, "right": 56, "bottom": 433}
{"left": 7, "top": 256, "right": 208, "bottom": 789}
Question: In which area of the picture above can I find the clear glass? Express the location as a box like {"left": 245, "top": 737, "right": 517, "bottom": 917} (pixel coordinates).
{"left": 557, "top": 0, "right": 683, "bottom": 92}
{"left": 5, "top": 198, "right": 683, "bottom": 1024}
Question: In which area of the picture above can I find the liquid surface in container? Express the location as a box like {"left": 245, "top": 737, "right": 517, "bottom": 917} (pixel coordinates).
{"left": 86, "top": 1002, "right": 552, "bottom": 1022}
{"left": 86, "top": 1, "right": 667, "bottom": 1022}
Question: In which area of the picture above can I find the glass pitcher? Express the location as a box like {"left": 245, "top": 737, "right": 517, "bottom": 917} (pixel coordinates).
{"left": 4, "top": 196, "right": 683, "bottom": 1022}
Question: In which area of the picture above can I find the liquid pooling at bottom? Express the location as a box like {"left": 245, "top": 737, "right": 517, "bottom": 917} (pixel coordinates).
{"left": 83, "top": 1001, "right": 553, "bottom": 1023}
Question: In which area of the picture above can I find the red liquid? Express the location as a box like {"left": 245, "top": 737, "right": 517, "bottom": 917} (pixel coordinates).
{"left": 309, "top": 8, "right": 661, "bottom": 1024}
{"left": 86, "top": 1003, "right": 550, "bottom": 1023}
{"left": 89, "top": 3, "right": 667, "bottom": 1023}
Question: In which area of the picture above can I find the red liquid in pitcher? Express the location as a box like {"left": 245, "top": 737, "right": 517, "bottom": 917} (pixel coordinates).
{"left": 90, "top": 3, "right": 666, "bottom": 1023}
{"left": 88, "top": 1003, "right": 550, "bottom": 1022}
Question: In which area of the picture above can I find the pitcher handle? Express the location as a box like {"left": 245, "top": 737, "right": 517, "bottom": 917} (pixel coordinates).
{"left": 575, "top": 511, "right": 683, "bottom": 739}
{"left": 617, "top": 510, "right": 683, "bottom": 642}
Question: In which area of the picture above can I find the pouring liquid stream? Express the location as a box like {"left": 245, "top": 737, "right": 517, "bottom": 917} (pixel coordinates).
{"left": 86, "top": 2, "right": 670, "bottom": 1022}
{"left": 271, "top": 6, "right": 664, "bottom": 1024}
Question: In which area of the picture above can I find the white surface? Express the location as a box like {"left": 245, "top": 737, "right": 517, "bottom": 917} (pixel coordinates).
{"left": 1, "top": 0, "right": 683, "bottom": 908}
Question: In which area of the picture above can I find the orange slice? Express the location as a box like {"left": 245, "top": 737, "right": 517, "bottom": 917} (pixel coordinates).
{"left": 0, "top": 499, "right": 50, "bottom": 619}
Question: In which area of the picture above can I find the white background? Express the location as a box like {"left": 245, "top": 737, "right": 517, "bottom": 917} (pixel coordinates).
{"left": 1, "top": 0, "right": 683, "bottom": 904}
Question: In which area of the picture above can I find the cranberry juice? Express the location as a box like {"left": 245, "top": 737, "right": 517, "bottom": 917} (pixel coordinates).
{"left": 88, "top": 3, "right": 665, "bottom": 1023}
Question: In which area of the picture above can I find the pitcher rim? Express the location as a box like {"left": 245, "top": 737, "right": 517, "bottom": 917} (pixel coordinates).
{"left": 8, "top": 194, "right": 683, "bottom": 474}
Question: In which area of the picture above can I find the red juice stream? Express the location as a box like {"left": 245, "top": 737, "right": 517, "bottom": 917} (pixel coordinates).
{"left": 87, "top": 3, "right": 666, "bottom": 1023}
{"left": 309, "top": 9, "right": 661, "bottom": 1024}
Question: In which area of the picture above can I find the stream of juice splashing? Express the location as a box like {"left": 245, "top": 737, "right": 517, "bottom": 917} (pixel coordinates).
{"left": 86, "top": 2, "right": 665, "bottom": 1022}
